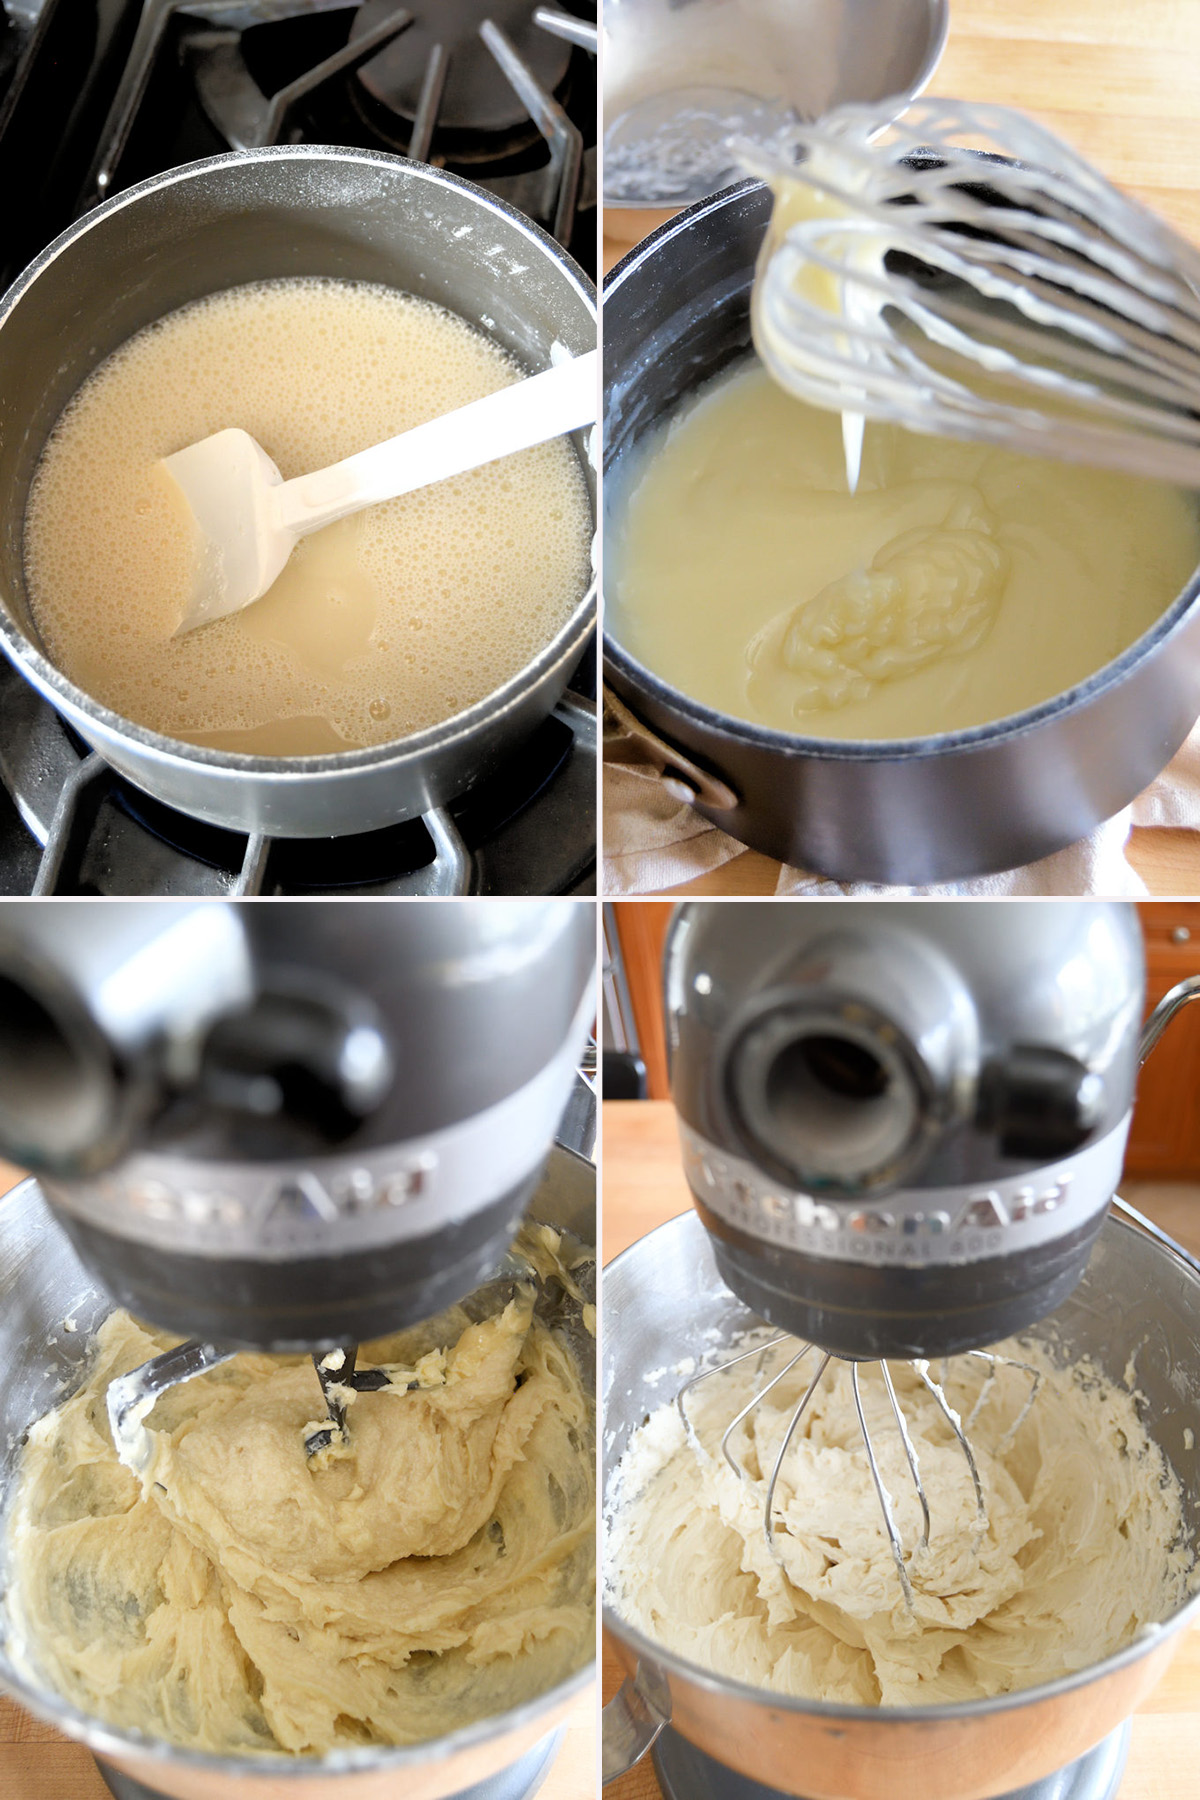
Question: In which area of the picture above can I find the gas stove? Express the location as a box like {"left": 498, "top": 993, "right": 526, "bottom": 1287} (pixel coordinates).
{"left": 0, "top": 0, "right": 596, "bottom": 288}
{"left": 0, "top": 0, "right": 597, "bottom": 896}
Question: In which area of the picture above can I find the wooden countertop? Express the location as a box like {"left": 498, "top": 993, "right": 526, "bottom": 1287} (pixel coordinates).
{"left": 602, "top": 0, "right": 1200, "bottom": 898}
{"left": 0, "top": 1162, "right": 596, "bottom": 1800}
{"left": 600, "top": 1101, "right": 1200, "bottom": 1800}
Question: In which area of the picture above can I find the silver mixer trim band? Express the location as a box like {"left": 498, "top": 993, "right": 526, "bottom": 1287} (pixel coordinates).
{"left": 43, "top": 986, "right": 595, "bottom": 1262}
{"left": 679, "top": 1114, "right": 1133, "bottom": 1267}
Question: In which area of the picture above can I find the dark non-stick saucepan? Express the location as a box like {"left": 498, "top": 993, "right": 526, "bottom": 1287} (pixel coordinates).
{"left": 602, "top": 180, "right": 1200, "bottom": 885}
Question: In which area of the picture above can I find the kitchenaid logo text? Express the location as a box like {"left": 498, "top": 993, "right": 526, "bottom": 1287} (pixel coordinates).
{"left": 84, "top": 1152, "right": 438, "bottom": 1236}
{"left": 681, "top": 1133, "right": 1078, "bottom": 1250}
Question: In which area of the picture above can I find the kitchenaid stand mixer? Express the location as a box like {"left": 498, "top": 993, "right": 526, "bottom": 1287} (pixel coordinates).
{"left": 0, "top": 898, "right": 597, "bottom": 1800}
{"left": 604, "top": 899, "right": 1200, "bottom": 1800}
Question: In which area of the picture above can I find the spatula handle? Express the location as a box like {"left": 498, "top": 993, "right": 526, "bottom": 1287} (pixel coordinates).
{"left": 275, "top": 348, "right": 598, "bottom": 537}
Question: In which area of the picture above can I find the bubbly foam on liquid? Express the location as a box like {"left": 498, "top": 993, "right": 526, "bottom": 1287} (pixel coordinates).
{"left": 23, "top": 279, "right": 592, "bottom": 756}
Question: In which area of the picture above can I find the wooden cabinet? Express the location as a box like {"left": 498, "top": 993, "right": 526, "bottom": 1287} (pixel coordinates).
{"left": 610, "top": 901, "right": 1200, "bottom": 1180}
{"left": 610, "top": 903, "right": 673, "bottom": 1098}
{"left": 1127, "top": 904, "right": 1200, "bottom": 1178}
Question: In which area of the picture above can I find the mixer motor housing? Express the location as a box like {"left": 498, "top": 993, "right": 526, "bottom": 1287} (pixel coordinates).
{"left": 0, "top": 900, "right": 595, "bottom": 1350}
{"left": 665, "top": 900, "right": 1144, "bottom": 1358}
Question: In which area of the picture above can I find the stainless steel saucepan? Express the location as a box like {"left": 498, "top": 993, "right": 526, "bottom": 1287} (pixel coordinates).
{"left": 0, "top": 147, "right": 596, "bottom": 840}
{"left": 0, "top": 1143, "right": 595, "bottom": 1800}
{"left": 603, "top": 1205, "right": 1200, "bottom": 1800}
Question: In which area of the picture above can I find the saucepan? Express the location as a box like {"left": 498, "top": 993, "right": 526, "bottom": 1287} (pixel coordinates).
{"left": 0, "top": 147, "right": 596, "bottom": 840}
{"left": 602, "top": 1204, "right": 1200, "bottom": 1798}
{"left": 0, "top": 1143, "right": 595, "bottom": 1800}
{"left": 602, "top": 181, "right": 1200, "bottom": 883}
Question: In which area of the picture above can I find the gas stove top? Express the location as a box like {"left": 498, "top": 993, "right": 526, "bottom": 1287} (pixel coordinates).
{"left": 0, "top": 0, "right": 596, "bottom": 289}
{"left": 0, "top": 0, "right": 597, "bottom": 896}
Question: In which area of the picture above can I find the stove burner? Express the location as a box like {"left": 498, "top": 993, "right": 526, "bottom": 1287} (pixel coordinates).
{"left": 180, "top": 1, "right": 590, "bottom": 241}
{"left": 352, "top": 0, "right": 569, "bottom": 138}
{"left": 98, "top": 1724, "right": 567, "bottom": 1800}
{"left": 649, "top": 1722, "right": 1131, "bottom": 1800}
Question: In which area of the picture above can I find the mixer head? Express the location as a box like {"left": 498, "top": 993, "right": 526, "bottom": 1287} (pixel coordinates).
{"left": 665, "top": 900, "right": 1144, "bottom": 1360}
{"left": 0, "top": 900, "right": 595, "bottom": 1352}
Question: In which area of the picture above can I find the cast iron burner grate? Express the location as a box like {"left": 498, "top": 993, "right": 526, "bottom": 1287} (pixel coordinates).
{"left": 0, "top": 660, "right": 595, "bottom": 895}
{"left": 86, "top": 0, "right": 596, "bottom": 256}
{"left": 649, "top": 1722, "right": 1131, "bottom": 1800}
{"left": 98, "top": 1723, "right": 566, "bottom": 1800}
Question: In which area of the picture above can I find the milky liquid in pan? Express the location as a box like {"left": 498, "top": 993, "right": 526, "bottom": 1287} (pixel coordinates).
{"left": 22, "top": 278, "right": 593, "bottom": 757}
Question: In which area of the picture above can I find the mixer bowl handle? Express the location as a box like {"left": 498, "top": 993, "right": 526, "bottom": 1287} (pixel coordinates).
{"left": 1110, "top": 1193, "right": 1200, "bottom": 1277}
{"left": 602, "top": 1659, "right": 670, "bottom": 1784}
{"left": 1139, "top": 974, "right": 1200, "bottom": 1066}
{"left": 1127, "top": 977, "right": 1200, "bottom": 1276}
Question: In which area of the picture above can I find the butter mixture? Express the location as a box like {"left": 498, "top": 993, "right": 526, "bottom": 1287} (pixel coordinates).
{"left": 606, "top": 1341, "right": 1193, "bottom": 1705}
{"left": 606, "top": 361, "right": 1200, "bottom": 738}
{"left": 6, "top": 1301, "right": 594, "bottom": 1755}
{"left": 23, "top": 278, "right": 592, "bottom": 756}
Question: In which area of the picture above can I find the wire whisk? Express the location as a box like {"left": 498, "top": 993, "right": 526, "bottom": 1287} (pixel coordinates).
{"left": 677, "top": 1335, "right": 1041, "bottom": 1609}
{"left": 742, "top": 97, "right": 1200, "bottom": 488}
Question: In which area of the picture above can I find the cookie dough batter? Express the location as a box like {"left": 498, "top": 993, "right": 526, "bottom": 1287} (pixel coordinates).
{"left": 7, "top": 1298, "right": 594, "bottom": 1755}
{"left": 606, "top": 1340, "right": 1193, "bottom": 1705}
{"left": 605, "top": 361, "right": 1200, "bottom": 738}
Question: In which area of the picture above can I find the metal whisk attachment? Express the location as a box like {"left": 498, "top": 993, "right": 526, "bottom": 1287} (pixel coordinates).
{"left": 743, "top": 96, "right": 1200, "bottom": 487}
{"left": 677, "top": 1337, "right": 1041, "bottom": 1608}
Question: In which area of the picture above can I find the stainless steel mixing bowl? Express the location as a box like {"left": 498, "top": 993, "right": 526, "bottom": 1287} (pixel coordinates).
{"left": 0, "top": 147, "right": 596, "bottom": 840}
{"left": 603, "top": 1206, "right": 1200, "bottom": 1800}
{"left": 0, "top": 1144, "right": 595, "bottom": 1800}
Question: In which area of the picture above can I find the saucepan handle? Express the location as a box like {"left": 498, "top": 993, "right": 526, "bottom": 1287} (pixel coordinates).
{"left": 602, "top": 1661, "right": 670, "bottom": 1784}
{"left": 603, "top": 686, "right": 740, "bottom": 813}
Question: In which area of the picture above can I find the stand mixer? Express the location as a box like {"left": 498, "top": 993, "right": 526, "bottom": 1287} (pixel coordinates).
{"left": 603, "top": 898, "right": 1200, "bottom": 1800}
{"left": 0, "top": 898, "right": 596, "bottom": 1800}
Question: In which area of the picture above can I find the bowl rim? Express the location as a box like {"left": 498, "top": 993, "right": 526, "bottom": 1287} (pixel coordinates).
{"left": 601, "top": 1206, "right": 1200, "bottom": 1725}
{"left": 601, "top": 178, "right": 1200, "bottom": 765}
{"left": 0, "top": 144, "right": 597, "bottom": 781}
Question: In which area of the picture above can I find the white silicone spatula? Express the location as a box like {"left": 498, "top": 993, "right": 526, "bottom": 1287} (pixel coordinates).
{"left": 161, "top": 347, "right": 598, "bottom": 634}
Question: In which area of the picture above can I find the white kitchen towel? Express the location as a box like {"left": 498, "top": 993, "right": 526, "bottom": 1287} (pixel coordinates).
{"left": 602, "top": 713, "right": 1200, "bottom": 897}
